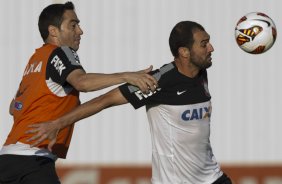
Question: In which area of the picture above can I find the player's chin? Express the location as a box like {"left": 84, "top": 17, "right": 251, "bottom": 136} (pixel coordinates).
{"left": 71, "top": 41, "right": 80, "bottom": 50}
{"left": 72, "top": 44, "right": 80, "bottom": 51}
{"left": 204, "top": 61, "right": 212, "bottom": 69}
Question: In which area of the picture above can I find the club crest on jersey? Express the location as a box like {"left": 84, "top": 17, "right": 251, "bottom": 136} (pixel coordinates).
{"left": 14, "top": 101, "right": 23, "bottom": 110}
{"left": 181, "top": 106, "right": 211, "bottom": 121}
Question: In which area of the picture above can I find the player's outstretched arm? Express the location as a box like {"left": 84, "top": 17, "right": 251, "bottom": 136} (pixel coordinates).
{"left": 67, "top": 65, "right": 157, "bottom": 94}
{"left": 26, "top": 88, "right": 128, "bottom": 151}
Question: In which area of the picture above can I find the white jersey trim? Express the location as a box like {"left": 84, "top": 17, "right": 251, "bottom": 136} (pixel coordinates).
{"left": 46, "top": 77, "right": 73, "bottom": 97}
{"left": 0, "top": 142, "right": 57, "bottom": 160}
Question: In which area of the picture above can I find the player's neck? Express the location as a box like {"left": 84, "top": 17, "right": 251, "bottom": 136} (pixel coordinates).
{"left": 45, "top": 37, "right": 61, "bottom": 47}
{"left": 174, "top": 58, "right": 199, "bottom": 78}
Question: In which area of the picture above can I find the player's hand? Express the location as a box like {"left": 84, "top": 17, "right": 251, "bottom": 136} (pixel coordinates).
{"left": 25, "top": 121, "right": 59, "bottom": 151}
{"left": 125, "top": 65, "right": 158, "bottom": 94}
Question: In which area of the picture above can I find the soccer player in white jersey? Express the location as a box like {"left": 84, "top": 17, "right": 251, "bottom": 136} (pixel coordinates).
{"left": 26, "top": 21, "right": 233, "bottom": 184}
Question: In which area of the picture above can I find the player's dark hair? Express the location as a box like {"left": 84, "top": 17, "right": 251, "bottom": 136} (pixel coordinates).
{"left": 169, "top": 21, "right": 205, "bottom": 57}
{"left": 38, "top": 1, "right": 75, "bottom": 42}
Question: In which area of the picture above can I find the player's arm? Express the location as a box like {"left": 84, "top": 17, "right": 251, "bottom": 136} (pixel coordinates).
{"left": 9, "top": 99, "right": 15, "bottom": 115}
{"left": 66, "top": 65, "right": 157, "bottom": 93}
{"left": 49, "top": 47, "right": 157, "bottom": 94}
{"left": 26, "top": 88, "right": 128, "bottom": 150}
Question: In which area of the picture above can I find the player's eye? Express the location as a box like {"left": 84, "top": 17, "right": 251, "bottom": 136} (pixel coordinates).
{"left": 70, "top": 22, "right": 78, "bottom": 30}
{"left": 201, "top": 42, "right": 208, "bottom": 48}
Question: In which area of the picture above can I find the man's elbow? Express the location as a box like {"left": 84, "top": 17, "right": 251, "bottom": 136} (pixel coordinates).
{"left": 67, "top": 71, "right": 91, "bottom": 92}
{"left": 72, "top": 80, "right": 89, "bottom": 92}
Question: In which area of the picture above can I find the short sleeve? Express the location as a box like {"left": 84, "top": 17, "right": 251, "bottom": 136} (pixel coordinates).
{"left": 46, "top": 46, "right": 84, "bottom": 85}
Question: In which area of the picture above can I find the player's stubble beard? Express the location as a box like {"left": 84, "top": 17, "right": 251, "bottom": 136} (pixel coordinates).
{"left": 190, "top": 52, "right": 212, "bottom": 70}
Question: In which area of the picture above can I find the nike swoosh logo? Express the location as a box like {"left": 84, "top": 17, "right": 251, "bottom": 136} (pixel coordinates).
{"left": 177, "top": 90, "right": 187, "bottom": 95}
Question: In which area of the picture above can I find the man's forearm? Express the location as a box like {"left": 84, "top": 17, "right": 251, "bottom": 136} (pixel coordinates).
{"left": 56, "top": 88, "right": 128, "bottom": 130}
{"left": 67, "top": 66, "right": 157, "bottom": 93}
{"left": 75, "top": 72, "right": 129, "bottom": 92}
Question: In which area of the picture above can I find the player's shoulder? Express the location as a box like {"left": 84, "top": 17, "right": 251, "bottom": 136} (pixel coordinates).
{"left": 49, "top": 46, "right": 81, "bottom": 65}
{"left": 51, "top": 46, "right": 77, "bottom": 57}
{"left": 157, "top": 62, "right": 175, "bottom": 73}
{"left": 150, "top": 62, "right": 176, "bottom": 81}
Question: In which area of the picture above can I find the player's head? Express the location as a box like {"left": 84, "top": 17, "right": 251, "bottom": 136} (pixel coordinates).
{"left": 169, "top": 21, "right": 214, "bottom": 69}
{"left": 38, "top": 1, "right": 83, "bottom": 50}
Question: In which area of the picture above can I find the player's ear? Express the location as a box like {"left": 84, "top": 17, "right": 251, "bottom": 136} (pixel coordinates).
{"left": 178, "top": 47, "right": 190, "bottom": 58}
{"left": 48, "top": 25, "right": 59, "bottom": 38}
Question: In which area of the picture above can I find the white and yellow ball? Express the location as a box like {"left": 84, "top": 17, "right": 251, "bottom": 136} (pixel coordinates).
{"left": 235, "top": 12, "right": 277, "bottom": 54}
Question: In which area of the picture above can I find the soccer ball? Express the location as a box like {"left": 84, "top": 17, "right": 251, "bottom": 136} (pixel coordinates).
{"left": 235, "top": 12, "right": 277, "bottom": 54}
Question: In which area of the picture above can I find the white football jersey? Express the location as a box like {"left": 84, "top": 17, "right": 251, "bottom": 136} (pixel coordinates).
{"left": 119, "top": 62, "right": 223, "bottom": 184}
